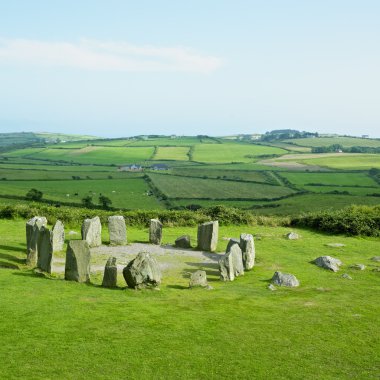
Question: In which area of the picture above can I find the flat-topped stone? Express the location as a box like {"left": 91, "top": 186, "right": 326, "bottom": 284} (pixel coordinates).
{"left": 102, "top": 257, "right": 118, "bottom": 288}
{"left": 197, "top": 221, "right": 218, "bottom": 252}
{"left": 37, "top": 226, "right": 53, "bottom": 273}
{"left": 189, "top": 270, "right": 208, "bottom": 288}
{"left": 108, "top": 216, "right": 127, "bottom": 245}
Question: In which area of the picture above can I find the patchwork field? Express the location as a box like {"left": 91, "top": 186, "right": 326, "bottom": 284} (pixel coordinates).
{"left": 0, "top": 219, "right": 378, "bottom": 379}
{"left": 154, "top": 146, "right": 190, "bottom": 161}
{"left": 298, "top": 154, "right": 380, "bottom": 170}
{"left": 285, "top": 136, "right": 380, "bottom": 148}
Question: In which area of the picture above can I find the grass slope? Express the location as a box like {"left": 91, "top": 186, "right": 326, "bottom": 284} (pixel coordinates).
{"left": 0, "top": 220, "right": 378, "bottom": 379}
{"left": 285, "top": 136, "right": 380, "bottom": 148}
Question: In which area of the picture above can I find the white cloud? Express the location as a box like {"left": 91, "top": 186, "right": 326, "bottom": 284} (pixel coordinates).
{"left": 0, "top": 37, "right": 222, "bottom": 73}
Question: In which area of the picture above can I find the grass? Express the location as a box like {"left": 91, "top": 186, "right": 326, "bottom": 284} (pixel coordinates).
{"left": 304, "top": 186, "right": 380, "bottom": 196}
{"left": 193, "top": 143, "right": 286, "bottom": 163}
{"left": 298, "top": 154, "right": 380, "bottom": 170}
{"left": 0, "top": 178, "right": 164, "bottom": 209}
{"left": 148, "top": 173, "right": 296, "bottom": 199}
{"left": 285, "top": 136, "right": 380, "bottom": 148}
{"left": 154, "top": 146, "right": 190, "bottom": 161}
{"left": 0, "top": 219, "right": 378, "bottom": 379}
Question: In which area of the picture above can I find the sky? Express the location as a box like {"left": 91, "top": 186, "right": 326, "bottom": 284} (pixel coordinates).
{"left": 0, "top": 0, "right": 379, "bottom": 138}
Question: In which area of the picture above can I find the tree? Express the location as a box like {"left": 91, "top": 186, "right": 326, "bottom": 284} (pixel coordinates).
{"left": 26, "top": 188, "right": 43, "bottom": 201}
{"left": 99, "top": 195, "right": 112, "bottom": 209}
{"left": 82, "top": 195, "right": 94, "bottom": 208}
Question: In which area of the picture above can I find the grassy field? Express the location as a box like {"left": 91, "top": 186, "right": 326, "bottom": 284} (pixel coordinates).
{"left": 0, "top": 178, "right": 163, "bottom": 209}
{"left": 154, "top": 146, "right": 190, "bottom": 161}
{"left": 148, "top": 173, "right": 296, "bottom": 200}
{"left": 298, "top": 154, "right": 380, "bottom": 170}
{"left": 285, "top": 136, "right": 380, "bottom": 148}
{"left": 0, "top": 219, "right": 378, "bottom": 379}
{"left": 193, "top": 143, "right": 286, "bottom": 163}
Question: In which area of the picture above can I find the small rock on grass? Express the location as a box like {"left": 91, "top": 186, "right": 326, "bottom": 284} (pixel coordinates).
{"left": 271, "top": 271, "right": 299, "bottom": 287}
{"left": 326, "top": 243, "right": 345, "bottom": 248}
{"left": 342, "top": 273, "right": 352, "bottom": 280}
{"left": 286, "top": 232, "right": 299, "bottom": 240}
{"left": 371, "top": 256, "right": 380, "bottom": 262}
{"left": 267, "top": 284, "right": 277, "bottom": 291}
{"left": 349, "top": 264, "right": 366, "bottom": 270}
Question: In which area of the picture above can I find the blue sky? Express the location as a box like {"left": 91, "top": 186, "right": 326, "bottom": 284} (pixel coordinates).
{"left": 0, "top": 1, "right": 379, "bottom": 137}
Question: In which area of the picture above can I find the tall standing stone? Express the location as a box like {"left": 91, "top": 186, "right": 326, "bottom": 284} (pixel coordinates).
{"left": 37, "top": 226, "right": 53, "bottom": 273}
{"left": 52, "top": 220, "right": 65, "bottom": 252}
{"left": 197, "top": 221, "right": 218, "bottom": 252}
{"left": 26, "top": 216, "right": 47, "bottom": 267}
{"left": 65, "top": 240, "right": 91, "bottom": 283}
{"left": 149, "top": 219, "right": 162, "bottom": 245}
{"left": 219, "top": 241, "right": 244, "bottom": 281}
{"left": 108, "top": 216, "right": 127, "bottom": 245}
{"left": 240, "top": 233, "right": 255, "bottom": 270}
{"left": 102, "top": 257, "right": 118, "bottom": 288}
{"left": 81, "top": 216, "right": 102, "bottom": 248}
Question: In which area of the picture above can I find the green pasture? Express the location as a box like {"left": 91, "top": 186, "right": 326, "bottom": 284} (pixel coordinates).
{"left": 193, "top": 143, "right": 286, "bottom": 163}
{"left": 154, "top": 146, "right": 190, "bottom": 161}
{"left": 304, "top": 186, "right": 380, "bottom": 196}
{"left": 171, "top": 167, "right": 277, "bottom": 184}
{"left": 0, "top": 219, "right": 379, "bottom": 379}
{"left": 127, "top": 136, "right": 219, "bottom": 146}
{"left": 0, "top": 178, "right": 163, "bottom": 209}
{"left": 285, "top": 136, "right": 380, "bottom": 148}
{"left": 148, "top": 173, "right": 295, "bottom": 199}
{"left": 298, "top": 154, "right": 380, "bottom": 170}
{"left": 280, "top": 172, "right": 378, "bottom": 187}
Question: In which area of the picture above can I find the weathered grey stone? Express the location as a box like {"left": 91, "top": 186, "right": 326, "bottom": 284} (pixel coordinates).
{"left": 371, "top": 256, "right": 380, "bottom": 262}
{"left": 81, "top": 216, "right": 102, "bottom": 247}
{"left": 189, "top": 270, "right": 208, "bottom": 288}
{"left": 286, "top": 232, "right": 299, "bottom": 240}
{"left": 349, "top": 264, "right": 366, "bottom": 270}
{"left": 123, "top": 251, "right": 161, "bottom": 289}
{"left": 240, "top": 233, "right": 255, "bottom": 270}
{"left": 197, "top": 221, "right": 218, "bottom": 252}
{"left": 26, "top": 216, "right": 47, "bottom": 267}
{"left": 271, "top": 271, "right": 299, "bottom": 287}
{"left": 149, "top": 219, "right": 162, "bottom": 245}
{"left": 108, "top": 216, "right": 127, "bottom": 245}
{"left": 268, "top": 284, "right": 277, "bottom": 291}
{"left": 313, "top": 256, "right": 342, "bottom": 272}
{"left": 52, "top": 220, "right": 65, "bottom": 252}
{"left": 226, "top": 238, "right": 240, "bottom": 251}
{"left": 326, "top": 243, "right": 345, "bottom": 248}
{"left": 175, "top": 235, "right": 191, "bottom": 248}
{"left": 372, "top": 267, "right": 380, "bottom": 272}
{"left": 65, "top": 240, "right": 91, "bottom": 283}
{"left": 219, "top": 241, "right": 244, "bottom": 281}
{"left": 37, "top": 226, "right": 53, "bottom": 273}
{"left": 342, "top": 273, "right": 352, "bottom": 280}
{"left": 102, "top": 257, "right": 118, "bottom": 288}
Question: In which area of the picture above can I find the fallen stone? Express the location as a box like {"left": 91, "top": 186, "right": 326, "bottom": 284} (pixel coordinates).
{"left": 286, "top": 232, "right": 299, "bottom": 240}
{"left": 342, "top": 273, "right": 352, "bottom": 280}
{"left": 326, "top": 243, "right": 345, "bottom": 248}
{"left": 123, "top": 251, "right": 161, "bottom": 289}
{"left": 267, "top": 284, "right": 277, "bottom": 291}
{"left": 37, "top": 226, "right": 53, "bottom": 273}
{"left": 240, "top": 233, "right": 255, "bottom": 270}
{"left": 372, "top": 267, "right": 380, "bottom": 272}
{"left": 65, "top": 240, "right": 91, "bottom": 283}
{"left": 189, "top": 270, "right": 208, "bottom": 288}
{"left": 271, "top": 271, "right": 299, "bottom": 287}
{"left": 175, "top": 235, "right": 191, "bottom": 249}
{"left": 108, "top": 216, "right": 127, "bottom": 245}
{"left": 313, "top": 256, "right": 342, "bottom": 272}
{"left": 102, "top": 256, "right": 118, "bottom": 288}
{"left": 52, "top": 220, "right": 65, "bottom": 252}
{"left": 81, "top": 216, "right": 102, "bottom": 247}
{"left": 26, "top": 216, "right": 47, "bottom": 267}
{"left": 197, "top": 221, "right": 218, "bottom": 252}
{"left": 149, "top": 219, "right": 162, "bottom": 245}
{"left": 219, "top": 241, "right": 244, "bottom": 281}
{"left": 371, "top": 256, "right": 380, "bottom": 262}
{"left": 349, "top": 264, "right": 366, "bottom": 270}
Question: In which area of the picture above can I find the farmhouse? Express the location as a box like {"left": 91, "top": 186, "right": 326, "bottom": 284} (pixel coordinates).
{"left": 119, "top": 164, "right": 143, "bottom": 172}
{"left": 151, "top": 164, "right": 169, "bottom": 171}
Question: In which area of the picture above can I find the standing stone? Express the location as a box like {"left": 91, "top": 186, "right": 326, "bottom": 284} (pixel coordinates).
{"left": 175, "top": 235, "right": 191, "bottom": 248}
{"left": 81, "top": 216, "right": 102, "bottom": 248}
{"left": 108, "top": 216, "right": 127, "bottom": 245}
{"left": 189, "top": 270, "right": 208, "bottom": 288}
{"left": 37, "top": 226, "right": 53, "bottom": 273}
{"left": 219, "top": 241, "right": 244, "bottom": 281}
{"left": 52, "top": 220, "right": 65, "bottom": 252}
{"left": 313, "top": 256, "right": 342, "bottom": 272}
{"left": 149, "top": 219, "right": 162, "bottom": 245}
{"left": 123, "top": 251, "right": 161, "bottom": 289}
{"left": 271, "top": 271, "right": 300, "bottom": 287}
{"left": 102, "top": 257, "right": 118, "bottom": 288}
{"left": 26, "top": 216, "right": 47, "bottom": 267}
{"left": 64, "top": 240, "right": 91, "bottom": 282}
{"left": 197, "top": 221, "right": 219, "bottom": 252}
{"left": 240, "top": 233, "right": 255, "bottom": 270}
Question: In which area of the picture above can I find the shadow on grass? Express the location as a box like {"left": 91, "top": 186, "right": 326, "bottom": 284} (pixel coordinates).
{"left": 0, "top": 261, "right": 19, "bottom": 270}
{"left": 166, "top": 284, "right": 188, "bottom": 290}
{"left": 0, "top": 244, "right": 26, "bottom": 254}
{"left": 183, "top": 262, "right": 220, "bottom": 281}
{"left": 0, "top": 252, "right": 25, "bottom": 264}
